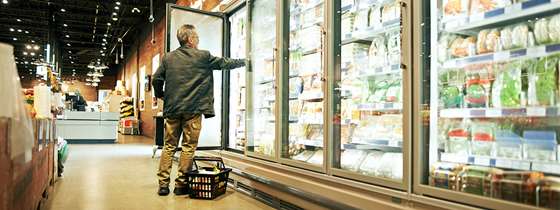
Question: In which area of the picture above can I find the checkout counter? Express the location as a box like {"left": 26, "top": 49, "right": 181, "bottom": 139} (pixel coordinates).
{"left": 56, "top": 111, "right": 119, "bottom": 143}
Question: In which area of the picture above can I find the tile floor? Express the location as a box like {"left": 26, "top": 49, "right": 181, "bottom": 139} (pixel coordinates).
{"left": 46, "top": 135, "right": 272, "bottom": 210}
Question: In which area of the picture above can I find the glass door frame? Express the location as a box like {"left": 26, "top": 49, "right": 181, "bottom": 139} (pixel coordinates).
{"left": 326, "top": 0, "right": 413, "bottom": 191}
{"left": 165, "top": 3, "right": 227, "bottom": 151}
{"left": 276, "top": 0, "right": 328, "bottom": 173}
{"left": 224, "top": 2, "right": 247, "bottom": 154}
{"left": 411, "top": 1, "right": 550, "bottom": 209}
{"left": 244, "top": 0, "right": 280, "bottom": 162}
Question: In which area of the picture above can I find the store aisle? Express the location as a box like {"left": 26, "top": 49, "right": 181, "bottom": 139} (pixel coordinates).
{"left": 46, "top": 136, "right": 272, "bottom": 210}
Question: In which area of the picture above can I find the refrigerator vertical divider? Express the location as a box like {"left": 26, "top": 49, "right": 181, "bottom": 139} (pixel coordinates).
{"left": 222, "top": 13, "right": 231, "bottom": 151}
{"left": 325, "top": 0, "right": 340, "bottom": 176}
{"left": 400, "top": 0, "right": 413, "bottom": 193}
{"left": 277, "top": 0, "right": 289, "bottom": 162}
{"left": 244, "top": 0, "right": 252, "bottom": 155}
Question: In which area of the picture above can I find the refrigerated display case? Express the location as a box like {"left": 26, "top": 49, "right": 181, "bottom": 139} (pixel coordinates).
{"left": 281, "top": 0, "right": 326, "bottom": 168}
{"left": 416, "top": 0, "right": 560, "bottom": 209}
{"left": 246, "top": 0, "right": 277, "bottom": 158}
{"left": 330, "top": 0, "right": 411, "bottom": 188}
{"left": 228, "top": 6, "right": 247, "bottom": 152}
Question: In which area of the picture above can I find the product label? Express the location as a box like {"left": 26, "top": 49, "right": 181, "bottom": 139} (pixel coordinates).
{"left": 474, "top": 156, "right": 491, "bottom": 166}
{"left": 527, "top": 107, "right": 546, "bottom": 117}
{"left": 486, "top": 109, "right": 502, "bottom": 117}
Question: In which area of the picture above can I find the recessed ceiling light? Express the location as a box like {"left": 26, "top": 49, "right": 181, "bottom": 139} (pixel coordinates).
{"left": 65, "top": 34, "right": 70, "bottom": 38}
{"left": 71, "top": 61, "right": 74, "bottom": 64}
{"left": 16, "top": 19, "right": 21, "bottom": 22}
{"left": 104, "top": 34, "right": 108, "bottom": 37}
{"left": 24, "top": 31, "right": 29, "bottom": 34}
{"left": 69, "top": 56, "right": 72, "bottom": 59}
{"left": 102, "top": 43, "right": 106, "bottom": 46}
{"left": 112, "top": 12, "right": 117, "bottom": 16}
{"left": 68, "top": 51, "right": 72, "bottom": 53}
{"left": 116, "top": 2, "right": 121, "bottom": 5}
{"left": 60, "top": 8, "right": 66, "bottom": 12}
{"left": 13, "top": 38, "right": 17, "bottom": 41}
{"left": 72, "top": 69, "right": 75, "bottom": 71}
{"left": 102, "top": 38, "right": 107, "bottom": 42}
{"left": 26, "top": 45, "right": 31, "bottom": 49}
{"left": 2, "top": 0, "right": 8, "bottom": 5}
{"left": 30, "top": 52, "right": 35, "bottom": 56}
{"left": 17, "top": 29, "right": 22, "bottom": 32}
{"left": 67, "top": 43, "right": 71, "bottom": 46}
{"left": 33, "top": 45, "right": 39, "bottom": 50}
{"left": 9, "top": 28, "right": 14, "bottom": 32}
{"left": 23, "top": 52, "right": 28, "bottom": 55}
{"left": 114, "top": 6, "right": 119, "bottom": 10}
{"left": 31, "top": 40, "right": 35, "bottom": 43}
{"left": 107, "top": 23, "right": 111, "bottom": 26}
{"left": 63, "top": 24, "right": 68, "bottom": 27}
{"left": 112, "top": 17, "right": 118, "bottom": 21}
{"left": 101, "top": 53, "right": 105, "bottom": 56}
{"left": 103, "top": 47, "right": 107, "bottom": 50}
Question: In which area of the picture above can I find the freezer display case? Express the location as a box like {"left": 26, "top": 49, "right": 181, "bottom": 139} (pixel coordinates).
{"left": 246, "top": 0, "right": 277, "bottom": 158}
{"left": 418, "top": 0, "right": 560, "bottom": 208}
{"left": 282, "top": 0, "right": 326, "bottom": 166}
{"left": 228, "top": 6, "right": 247, "bottom": 152}
{"left": 331, "top": 0, "right": 406, "bottom": 185}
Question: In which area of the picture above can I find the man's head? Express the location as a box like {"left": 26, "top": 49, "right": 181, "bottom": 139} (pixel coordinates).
{"left": 177, "top": 24, "right": 199, "bottom": 49}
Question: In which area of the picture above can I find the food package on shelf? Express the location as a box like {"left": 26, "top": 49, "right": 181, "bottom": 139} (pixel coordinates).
{"left": 302, "top": 2, "right": 323, "bottom": 26}
{"left": 438, "top": 34, "right": 458, "bottom": 63}
{"left": 535, "top": 17, "right": 552, "bottom": 45}
{"left": 528, "top": 56, "right": 558, "bottom": 106}
{"left": 342, "top": 12, "right": 356, "bottom": 39}
{"left": 522, "top": 130, "right": 557, "bottom": 161}
{"left": 366, "top": 79, "right": 389, "bottom": 103}
{"left": 381, "top": 1, "right": 400, "bottom": 23}
{"left": 307, "top": 149, "right": 323, "bottom": 165}
{"left": 341, "top": 149, "right": 368, "bottom": 172}
{"left": 354, "top": 6, "right": 370, "bottom": 31}
{"left": 470, "top": 121, "right": 496, "bottom": 156}
{"left": 289, "top": 100, "right": 302, "bottom": 120}
{"left": 375, "top": 152, "right": 403, "bottom": 180}
{"left": 465, "top": 65, "right": 493, "bottom": 108}
{"left": 494, "top": 62, "right": 522, "bottom": 108}
{"left": 440, "top": 69, "right": 465, "bottom": 108}
{"left": 289, "top": 76, "right": 304, "bottom": 98}
{"left": 33, "top": 85, "right": 52, "bottom": 119}
{"left": 495, "top": 130, "right": 523, "bottom": 159}
{"left": 368, "top": 36, "right": 388, "bottom": 69}
{"left": 387, "top": 32, "right": 401, "bottom": 65}
{"left": 300, "top": 25, "right": 322, "bottom": 52}
{"left": 385, "top": 79, "right": 402, "bottom": 103}
{"left": 491, "top": 171, "right": 543, "bottom": 205}
{"left": 549, "top": 14, "right": 560, "bottom": 43}
{"left": 358, "top": 150, "right": 385, "bottom": 176}
{"left": 430, "top": 162, "right": 463, "bottom": 190}
{"left": 443, "top": 0, "right": 469, "bottom": 18}
{"left": 537, "top": 177, "right": 560, "bottom": 209}
{"left": 300, "top": 53, "right": 322, "bottom": 76}
{"left": 470, "top": 0, "right": 511, "bottom": 15}
{"left": 458, "top": 166, "right": 497, "bottom": 196}
{"left": 369, "top": 5, "right": 382, "bottom": 29}
{"left": 445, "top": 119, "right": 471, "bottom": 155}
{"left": 292, "top": 150, "right": 315, "bottom": 162}
{"left": 501, "top": 24, "right": 530, "bottom": 50}
{"left": 476, "top": 29, "right": 500, "bottom": 54}
{"left": 450, "top": 36, "right": 476, "bottom": 58}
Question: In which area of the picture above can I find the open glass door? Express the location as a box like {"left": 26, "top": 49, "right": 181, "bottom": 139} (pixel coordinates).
{"left": 415, "top": 0, "right": 560, "bottom": 209}
{"left": 166, "top": 4, "right": 225, "bottom": 150}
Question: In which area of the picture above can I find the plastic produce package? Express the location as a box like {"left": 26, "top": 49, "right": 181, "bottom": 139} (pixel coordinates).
{"left": 443, "top": 0, "right": 469, "bottom": 18}
{"left": 430, "top": 162, "right": 463, "bottom": 190}
{"left": 358, "top": 151, "right": 385, "bottom": 176}
{"left": 0, "top": 43, "right": 34, "bottom": 162}
{"left": 440, "top": 69, "right": 465, "bottom": 108}
{"left": 501, "top": 24, "right": 530, "bottom": 50}
{"left": 470, "top": 0, "right": 511, "bottom": 15}
{"left": 477, "top": 29, "right": 500, "bottom": 54}
{"left": 549, "top": 14, "right": 560, "bottom": 43}
{"left": 535, "top": 17, "right": 551, "bottom": 45}
{"left": 376, "top": 152, "right": 403, "bottom": 180}
{"left": 446, "top": 119, "right": 470, "bottom": 155}
{"left": 465, "top": 66, "right": 492, "bottom": 108}
{"left": 341, "top": 149, "right": 368, "bottom": 172}
{"left": 523, "top": 130, "right": 557, "bottom": 161}
{"left": 495, "top": 130, "right": 523, "bottom": 159}
{"left": 528, "top": 56, "right": 558, "bottom": 106}
{"left": 450, "top": 36, "right": 476, "bottom": 58}
{"left": 470, "top": 121, "right": 496, "bottom": 156}
{"left": 368, "top": 37, "right": 388, "bottom": 69}
{"left": 494, "top": 62, "right": 522, "bottom": 107}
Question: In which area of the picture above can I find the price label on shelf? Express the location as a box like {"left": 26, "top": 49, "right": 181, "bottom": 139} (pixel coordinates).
{"left": 486, "top": 109, "right": 502, "bottom": 117}
{"left": 495, "top": 159, "right": 513, "bottom": 169}
{"left": 474, "top": 156, "right": 491, "bottom": 166}
{"left": 532, "top": 162, "right": 560, "bottom": 174}
{"left": 441, "top": 153, "right": 469, "bottom": 164}
{"left": 527, "top": 107, "right": 546, "bottom": 117}
{"left": 494, "top": 51, "right": 509, "bottom": 61}
{"left": 511, "top": 160, "right": 532, "bottom": 170}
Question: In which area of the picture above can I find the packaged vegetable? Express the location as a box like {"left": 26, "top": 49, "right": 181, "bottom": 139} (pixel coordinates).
{"left": 369, "top": 6, "right": 382, "bottom": 29}
{"left": 440, "top": 70, "right": 465, "bottom": 108}
{"left": 446, "top": 120, "right": 470, "bottom": 155}
{"left": 450, "top": 36, "right": 476, "bottom": 58}
{"left": 443, "top": 0, "right": 469, "bottom": 17}
{"left": 465, "top": 67, "right": 492, "bottom": 108}
{"left": 381, "top": 2, "right": 400, "bottom": 23}
{"left": 438, "top": 34, "right": 457, "bottom": 63}
{"left": 528, "top": 56, "right": 558, "bottom": 106}
{"left": 495, "top": 62, "right": 522, "bottom": 107}
{"left": 354, "top": 7, "right": 370, "bottom": 31}
{"left": 368, "top": 37, "right": 387, "bottom": 69}
{"left": 376, "top": 153, "right": 403, "bottom": 180}
{"left": 387, "top": 32, "right": 401, "bottom": 65}
{"left": 470, "top": 0, "right": 511, "bottom": 15}
{"left": 549, "top": 14, "right": 560, "bottom": 43}
{"left": 511, "top": 24, "right": 529, "bottom": 49}
{"left": 477, "top": 30, "right": 490, "bottom": 54}
{"left": 537, "top": 177, "right": 560, "bottom": 209}
{"left": 458, "top": 166, "right": 496, "bottom": 196}
{"left": 341, "top": 149, "right": 368, "bottom": 172}
{"left": 385, "top": 80, "right": 402, "bottom": 103}
{"left": 523, "top": 130, "right": 557, "bottom": 161}
{"left": 491, "top": 171, "right": 543, "bottom": 205}
{"left": 470, "top": 121, "right": 496, "bottom": 156}
{"left": 358, "top": 151, "right": 385, "bottom": 176}
{"left": 430, "top": 162, "right": 463, "bottom": 190}
{"left": 500, "top": 27, "right": 514, "bottom": 50}
{"left": 495, "top": 130, "right": 523, "bottom": 159}
{"left": 535, "top": 18, "right": 551, "bottom": 45}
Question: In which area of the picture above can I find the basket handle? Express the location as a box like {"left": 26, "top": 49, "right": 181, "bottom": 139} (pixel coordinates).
{"left": 192, "top": 156, "right": 226, "bottom": 171}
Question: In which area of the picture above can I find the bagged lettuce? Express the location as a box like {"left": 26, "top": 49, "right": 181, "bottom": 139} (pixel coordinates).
{"left": 528, "top": 56, "right": 558, "bottom": 106}
{"left": 495, "top": 62, "right": 522, "bottom": 107}
{"left": 535, "top": 18, "right": 551, "bottom": 45}
{"left": 441, "top": 70, "right": 465, "bottom": 108}
{"left": 549, "top": 14, "right": 560, "bottom": 43}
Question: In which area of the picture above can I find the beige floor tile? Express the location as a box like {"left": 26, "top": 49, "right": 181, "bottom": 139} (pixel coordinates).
{"left": 46, "top": 136, "right": 273, "bottom": 210}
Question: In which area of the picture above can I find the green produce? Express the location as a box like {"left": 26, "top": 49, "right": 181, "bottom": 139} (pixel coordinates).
{"left": 499, "top": 62, "right": 522, "bottom": 107}
{"left": 442, "top": 86, "right": 463, "bottom": 108}
{"left": 529, "top": 56, "right": 558, "bottom": 106}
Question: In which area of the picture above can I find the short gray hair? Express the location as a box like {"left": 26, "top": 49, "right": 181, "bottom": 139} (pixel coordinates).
{"left": 177, "top": 24, "right": 196, "bottom": 46}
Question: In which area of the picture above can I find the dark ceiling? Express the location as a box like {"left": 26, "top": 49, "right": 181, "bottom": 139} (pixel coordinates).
{"left": 0, "top": 0, "right": 168, "bottom": 82}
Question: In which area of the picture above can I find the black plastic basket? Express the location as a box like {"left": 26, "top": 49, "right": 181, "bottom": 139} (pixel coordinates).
{"left": 186, "top": 156, "right": 232, "bottom": 200}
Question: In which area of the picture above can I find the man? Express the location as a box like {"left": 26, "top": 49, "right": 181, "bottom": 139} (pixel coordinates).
{"left": 152, "top": 24, "right": 246, "bottom": 196}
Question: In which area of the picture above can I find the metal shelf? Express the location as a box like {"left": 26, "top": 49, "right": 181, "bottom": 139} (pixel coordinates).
{"left": 439, "top": 106, "right": 560, "bottom": 118}
{"left": 343, "top": 142, "right": 402, "bottom": 152}
{"left": 444, "top": 0, "right": 560, "bottom": 34}
{"left": 342, "top": 19, "right": 401, "bottom": 42}
{"left": 295, "top": 139, "right": 324, "bottom": 147}
{"left": 357, "top": 103, "right": 403, "bottom": 112}
{"left": 440, "top": 153, "right": 560, "bottom": 175}
{"left": 345, "top": 64, "right": 402, "bottom": 78}
{"left": 290, "top": 1, "right": 324, "bottom": 17}
{"left": 442, "top": 43, "right": 560, "bottom": 69}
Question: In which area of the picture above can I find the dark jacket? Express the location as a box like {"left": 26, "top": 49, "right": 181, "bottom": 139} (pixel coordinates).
{"left": 152, "top": 46, "right": 245, "bottom": 118}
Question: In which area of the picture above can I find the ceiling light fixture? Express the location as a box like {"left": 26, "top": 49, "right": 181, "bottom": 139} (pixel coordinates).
{"left": 114, "top": 6, "right": 119, "bottom": 10}
{"left": 112, "top": 17, "right": 118, "bottom": 21}
{"left": 30, "top": 52, "right": 35, "bottom": 56}
{"left": 31, "top": 40, "right": 35, "bottom": 43}
{"left": 17, "top": 29, "right": 22, "bottom": 32}
{"left": 107, "top": 22, "right": 111, "bottom": 26}
{"left": 16, "top": 19, "right": 21, "bottom": 22}
{"left": 26, "top": 45, "right": 31, "bottom": 49}
{"left": 116, "top": 1, "right": 121, "bottom": 5}
{"left": 9, "top": 28, "right": 14, "bottom": 32}
{"left": 33, "top": 45, "right": 39, "bottom": 50}
{"left": 102, "top": 38, "right": 107, "bottom": 42}
{"left": 13, "top": 38, "right": 17, "bottom": 41}
{"left": 63, "top": 24, "right": 68, "bottom": 27}
{"left": 112, "top": 12, "right": 117, "bottom": 15}
{"left": 60, "top": 8, "right": 66, "bottom": 12}
{"left": 68, "top": 51, "right": 72, "bottom": 53}
{"left": 24, "top": 31, "right": 29, "bottom": 34}
{"left": 2, "top": 0, "right": 7, "bottom": 5}
{"left": 23, "top": 52, "right": 28, "bottom": 55}
{"left": 65, "top": 34, "right": 70, "bottom": 38}
{"left": 67, "top": 43, "right": 71, "bottom": 46}
{"left": 132, "top": 8, "right": 140, "bottom": 13}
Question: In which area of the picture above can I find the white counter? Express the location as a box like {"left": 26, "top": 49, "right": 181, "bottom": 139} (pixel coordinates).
{"left": 56, "top": 111, "right": 119, "bottom": 143}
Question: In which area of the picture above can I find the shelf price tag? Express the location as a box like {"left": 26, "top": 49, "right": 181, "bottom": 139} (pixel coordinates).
{"left": 441, "top": 153, "right": 469, "bottom": 164}
{"left": 486, "top": 109, "right": 502, "bottom": 117}
{"left": 527, "top": 107, "right": 546, "bottom": 117}
{"left": 474, "top": 156, "right": 491, "bottom": 166}
{"left": 532, "top": 162, "right": 560, "bottom": 174}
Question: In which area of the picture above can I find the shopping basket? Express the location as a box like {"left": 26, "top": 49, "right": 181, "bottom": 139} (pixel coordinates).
{"left": 186, "top": 156, "right": 232, "bottom": 199}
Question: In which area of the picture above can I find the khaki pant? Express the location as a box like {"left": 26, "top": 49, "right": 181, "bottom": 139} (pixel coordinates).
{"left": 157, "top": 113, "right": 202, "bottom": 188}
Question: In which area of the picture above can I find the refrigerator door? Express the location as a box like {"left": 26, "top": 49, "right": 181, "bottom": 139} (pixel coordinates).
{"left": 281, "top": 0, "right": 326, "bottom": 170}
{"left": 166, "top": 4, "right": 225, "bottom": 150}
{"left": 246, "top": 0, "right": 278, "bottom": 159}
{"left": 227, "top": 5, "right": 248, "bottom": 152}
{"left": 415, "top": 0, "right": 560, "bottom": 209}
{"left": 330, "top": 0, "right": 411, "bottom": 189}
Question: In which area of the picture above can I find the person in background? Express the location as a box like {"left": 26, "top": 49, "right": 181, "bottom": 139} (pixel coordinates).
{"left": 152, "top": 24, "right": 246, "bottom": 196}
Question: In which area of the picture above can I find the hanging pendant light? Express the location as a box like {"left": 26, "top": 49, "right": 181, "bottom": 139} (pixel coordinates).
{"left": 115, "top": 49, "right": 119, "bottom": 64}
